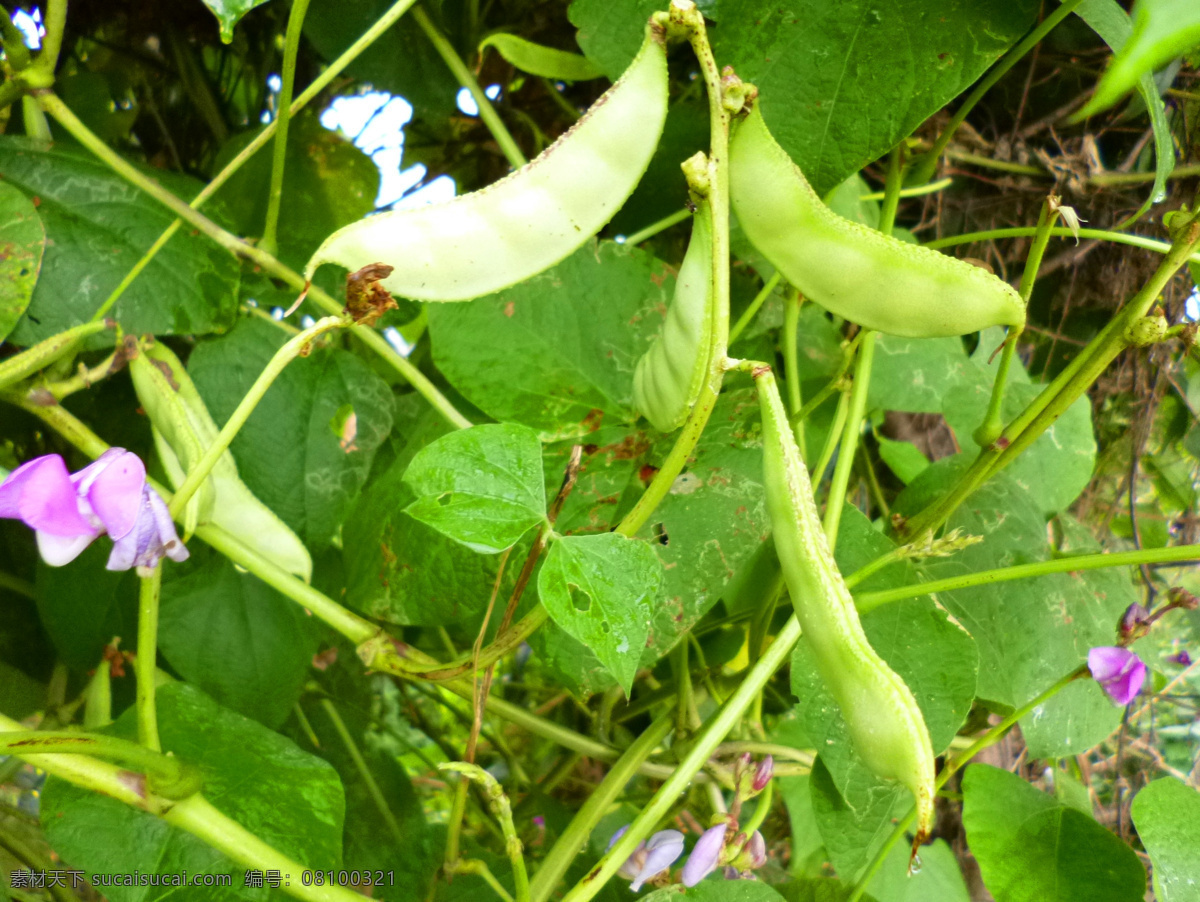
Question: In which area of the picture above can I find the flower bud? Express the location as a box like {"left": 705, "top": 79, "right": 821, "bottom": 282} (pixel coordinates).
{"left": 752, "top": 755, "right": 773, "bottom": 792}
{"left": 682, "top": 824, "right": 726, "bottom": 887}
{"left": 1119, "top": 603, "right": 1150, "bottom": 642}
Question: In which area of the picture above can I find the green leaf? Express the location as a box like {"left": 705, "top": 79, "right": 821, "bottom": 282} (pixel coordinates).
{"left": 868, "top": 335, "right": 982, "bottom": 414}
{"left": 809, "top": 755, "right": 909, "bottom": 882}
{"left": 0, "top": 139, "right": 240, "bottom": 344}
{"left": 479, "top": 33, "right": 603, "bottom": 80}
{"left": 568, "top": 0, "right": 667, "bottom": 79}
{"left": 778, "top": 774, "right": 828, "bottom": 879}
{"left": 712, "top": 0, "right": 1040, "bottom": 195}
{"left": 211, "top": 113, "right": 379, "bottom": 273}
{"left": 188, "top": 316, "right": 394, "bottom": 549}
{"left": 1076, "top": 0, "right": 1177, "bottom": 216}
{"left": 403, "top": 423, "right": 547, "bottom": 554}
{"left": 159, "top": 549, "right": 318, "bottom": 729}
{"left": 537, "top": 533, "right": 663, "bottom": 694}
{"left": 864, "top": 838, "right": 970, "bottom": 902}
{"left": 1131, "top": 777, "right": 1200, "bottom": 902}
{"left": 342, "top": 411, "right": 520, "bottom": 630}
{"left": 35, "top": 541, "right": 139, "bottom": 670}
{"left": 427, "top": 239, "right": 671, "bottom": 438}
{"left": 200, "top": 0, "right": 271, "bottom": 42}
{"left": 962, "top": 764, "right": 1145, "bottom": 902}
{"left": 0, "top": 179, "right": 43, "bottom": 344}
{"left": 42, "top": 683, "right": 344, "bottom": 902}
{"left": 304, "top": 0, "right": 459, "bottom": 118}
{"left": 1080, "top": 0, "right": 1200, "bottom": 116}
{"left": 943, "top": 380, "right": 1096, "bottom": 516}
{"left": 876, "top": 436, "right": 929, "bottom": 485}
{"left": 895, "top": 460, "right": 1133, "bottom": 757}
{"left": 644, "top": 881, "right": 788, "bottom": 901}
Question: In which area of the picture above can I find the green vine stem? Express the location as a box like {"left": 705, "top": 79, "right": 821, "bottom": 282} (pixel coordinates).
{"left": 529, "top": 712, "right": 674, "bottom": 902}
{"left": 0, "top": 2, "right": 32, "bottom": 72}
{"left": 616, "top": 4, "right": 731, "bottom": 538}
{"left": 728, "top": 270, "right": 781, "bottom": 345}
{"left": 855, "top": 543, "right": 1200, "bottom": 612}
{"left": 909, "top": 0, "right": 1085, "bottom": 184}
{"left": 412, "top": 4, "right": 526, "bottom": 169}
{"left": 0, "top": 320, "right": 110, "bottom": 391}
{"left": 924, "top": 225, "right": 1200, "bottom": 265}
{"left": 782, "top": 287, "right": 807, "bottom": 458}
{"left": 0, "top": 730, "right": 182, "bottom": 785}
{"left": 167, "top": 314, "right": 348, "bottom": 518}
{"left": 560, "top": 616, "right": 803, "bottom": 902}
{"left": 32, "top": 0, "right": 67, "bottom": 84}
{"left": 136, "top": 566, "right": 163, "bottom": 751}
{"left": 901, "top": 211, "right": 1200, "bottom": 540}
{"left": 624, "top": 207, "right": 691, "bottom": 246}
{"left": 37, "top": 91, "right": 471, "bottom": 430}
{"left": 260, "top": 0, "right": 312, "bottom": 256}
{"left": 87, "top": 0, "right": 420, "bottom": 322}
{"left": 0, "top": 821, "right": 75, "bottom": 902}
{"left": 847, "top": 665, "right": 1087, "bottom": 901}
{"left": 440, "top": 763, "right": 530, "bottom": 902}
{"left": 820, "top": 332, "right": 874, "bottom": 547}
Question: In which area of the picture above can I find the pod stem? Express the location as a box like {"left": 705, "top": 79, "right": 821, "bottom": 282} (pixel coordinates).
{"left": 782, "top": 286, "right": 807, "bottom": 460}
{"left": 136, "top": 566, "right": 163, "bottom": 751}
{"left": 260, "top": 0, "right": 312, "bottom": 256}
{"left": 973, "top": 200, "right": 1057, "bottom": 446}
{"left": 821, "top": 331, "right": 875, "bottom": 548}
{"left": 624, "top": 207, "right": 692, "bottom": 246}
{"left": 413, "top": 4, "right": 527, "bottom": 169}
{"left": 729, "top": 270, "right": 781, "bottom": 344}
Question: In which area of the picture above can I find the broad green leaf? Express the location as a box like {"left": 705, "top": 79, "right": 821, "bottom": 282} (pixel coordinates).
{"left": 876, "top": 436, "right": 929, "bottom": 485}
{"left": 1076, "top": 0, "right": 1176, "bottom": 217}
{"left": 962, "top": 764, "right": 1145, "bottom": 902}
{"left": 479, "top": 33, "right": 603, "bottom": 80}
{"left": 427, "top": 240, "right": 671, "bottom": 438}
{"left": 36, "top": 541, "right": 139, "bottom": 670}
{"left": 537, "top": 532, "right": 662, "bottom": 693}
{"left": 160, "top": 549, "right": 318, "bottom": 729}
{"left": 943, "top": 380, "right": 1096, "bottom": 516}
{"left": 200, "top": 0, "right": 271, "bottom": 42}
{"left": 778, "top": 774, "right": 828, "bottom": 879}
{"left": 1131, "top": 777, "right": 1200, "bottom": 902}
{"left": 864, "top": 838, "right": 970, "bottom": 902}
{"left": 868, "top": 335, "right": 982, "bottom": 414}
{"left": 713, "top": 0, "right": 1040, "bottom": 195}
{"left": 211, "top": 113, "right": 379, "bottom": 272}
{"left": 1081, "top": 0, "right": 1200, "bottom": 116}
{"left": 189, "top": 316, "right": 394, "bottom": 549}
{"left": 568, "top": 0, "right": 667, "bottom": 79}
{"left": 0, "top": 139, "right": 240, "bottom": 344}
{"left": 403, "top": 423, "right": 547, "bottom": 554}
{"left": 809, "top": 755, "right": 909, "bottom": 882}
{"left": 42, "top": 682, "right": 344, "bottom": 902}
{"left": 776, "top": 878, "right": 875, "bottom": 902}
{"left": 0, "top": 179, "right": 43, "bottom": 343}
{"left": 304, "top": 0, "right": 459, "bottom": 118}
{"left": 895, "top": 460, "right": 1132, "bottom": 757}
{"left": 341, "top": 411, "right": 521, "bottom": 631}
{"left": 644, "top": 881, "right": 787, "bottom": 901}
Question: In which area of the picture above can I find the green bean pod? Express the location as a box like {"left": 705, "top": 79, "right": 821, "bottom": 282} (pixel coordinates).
{"left": 633, "top": 202, "right": 714, "bottom": 432}
{"left": 305, "top": 22, "right": 669, "bottom": 302}
{"left": 754, "top": 366, "right": 935, "bottom": 849}
{"left": 731, "top": 106, "right": 1025, "bottom": 337}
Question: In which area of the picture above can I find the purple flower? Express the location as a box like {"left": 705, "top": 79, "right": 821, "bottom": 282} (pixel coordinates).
{"left": 732, "top": 831, "right": 766, "bottom": 870}
{"left": 1088, "top": 647, "right": 1146, "bottom": 705}
{"left": 752, "top": 755, "right": 774, "bottom": 792}
{"left": 0, "top": 450, "right": 186, "bottom": 571}
{"left": 609, "top": 826, "right": 685, "bottom": 892}
{"left": 1168, "top": 650, "right": 1192, "bottom": 667}
{"left": 682, "top": 824, "right": 726, "bottom": 887}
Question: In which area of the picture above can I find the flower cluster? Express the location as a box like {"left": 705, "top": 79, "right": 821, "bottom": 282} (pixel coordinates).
{"left": 0, "top": 450, "right": 187, "bottom": 571}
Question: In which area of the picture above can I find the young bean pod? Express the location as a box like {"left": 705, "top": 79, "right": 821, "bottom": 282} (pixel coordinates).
{"left": 633, "top": 201, "right": 714, "bottom": 432}
{"left": 305, "top": 22, "right": 670, "bottom": 302}
{"left": 731, "top": 106, "right": 1025, "bottom": 337}
{"left": 128, "top": 339, "right": 312, "bottom": 582}
{"left": 754, "top": 366, "right": 935, "bottom": 851}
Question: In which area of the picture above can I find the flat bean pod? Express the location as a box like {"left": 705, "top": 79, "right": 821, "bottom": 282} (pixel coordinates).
{"left": 633, "top": 202, "right": 714, "bottom": 432}
{"left": 731, "top": 106, "right": 1025, "bottom": 337}
{"left": 305, "top": 23, "right": 669, "bottom": 302}
{"left": 754, "top": 366, "right": 935, "bottom": 850}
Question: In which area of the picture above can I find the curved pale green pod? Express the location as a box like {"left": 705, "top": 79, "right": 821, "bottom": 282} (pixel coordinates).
{"left": 755, "top": 367, "right": 935, "bottom": 849}
{"left": 731, "top": 106, "right": 1025, "bottom": 337}
{"left": 479, "top": 33, "right": 603, "bottom": 81}
{"left": 129, "top": 340, "right": 313, "bottom": 582}
{"left": 305, "top": 24, "right": 669, "bottom": 302}
{"left": 633, "top": 205, "right": 713, "bottom": 432}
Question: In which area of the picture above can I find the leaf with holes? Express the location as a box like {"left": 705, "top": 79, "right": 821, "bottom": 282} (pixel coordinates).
{"left": 537, "top": 533, "right": 662, "bottom": 694}
{"left": 403, "top": 423, "right": 548, "bottom": 554}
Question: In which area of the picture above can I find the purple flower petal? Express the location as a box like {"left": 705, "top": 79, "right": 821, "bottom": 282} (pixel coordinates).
{"left": 1088, "top": 646, "right": 1147, "bottom": 705}
{"left": 682, "top": 824, "right": 726, "bottom": 887}
{"left": 35, "top": 530, "right": 98, "bottom": 567}
{"left": 629, "top": 830, "right": 684, "bottom": 891}
{"left": 74, "top": 449, "right": 145, "bottom": 540}
{"left": 0, "top": 455, "right": 95, "bottom": 536}
{"left": 106, "top": 485, "right": 188, "bottom": 571}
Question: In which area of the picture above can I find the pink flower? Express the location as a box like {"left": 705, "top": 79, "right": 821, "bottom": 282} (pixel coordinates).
{"left": 682, "top": 824, "right": 726, "bottom": 887}
{"left": 0, "top": 450, "right": 186, "bottom": 570}
{"left": 609, "top": 826, "right": 685, "bottom": 892}
{"left": 1087, "top": 647, "right": 1146, "bottom": 705}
